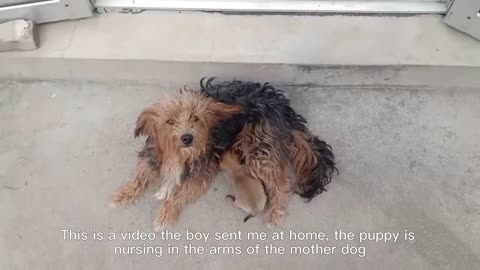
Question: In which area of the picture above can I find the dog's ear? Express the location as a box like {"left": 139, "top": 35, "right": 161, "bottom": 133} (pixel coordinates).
{"left": 134, "top": 106, "right": 161, "bottom": 138}
{"left": 208, "top": 102, "right": 243, "bottom": 122}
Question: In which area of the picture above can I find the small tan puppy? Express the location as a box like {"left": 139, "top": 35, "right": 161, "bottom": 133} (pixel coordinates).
{"left": 220, "top": 151, "right": 267, "bottom": 222}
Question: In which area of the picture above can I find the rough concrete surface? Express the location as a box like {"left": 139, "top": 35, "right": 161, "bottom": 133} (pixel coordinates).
{"left": 0, "top": 80, "right": 479, "bottom": 270}
{"left": 0, "top": 20, "right": 38, "bottom": 52}
{"left": 2, "top": 12, "right": 480, "bottom": 66}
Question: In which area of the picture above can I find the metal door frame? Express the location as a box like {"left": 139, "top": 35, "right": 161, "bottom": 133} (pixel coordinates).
{"left": 95, "top": 0, "right": 447, "bottom": 14}
{"left": 444, "top": 0, "right": 480, "bottom": 39}
{"left": 0, "top": 0, "right": 93, "bottom": 24}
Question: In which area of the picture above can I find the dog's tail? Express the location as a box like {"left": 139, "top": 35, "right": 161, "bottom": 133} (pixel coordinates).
{"left": 291, "top": 130, "right": 337, "bottom": 200}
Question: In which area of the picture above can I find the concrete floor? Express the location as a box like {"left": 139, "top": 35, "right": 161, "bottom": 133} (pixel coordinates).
{"left": 0, "top": 79, "right": 479, "bottom": 269}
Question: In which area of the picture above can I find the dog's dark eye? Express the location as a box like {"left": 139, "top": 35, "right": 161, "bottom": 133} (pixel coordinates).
{"left": 166, "top": 119, "right": 174, "bottom": 125}
{"left": 192, "top": 116, "right": 199, "bottom": 122}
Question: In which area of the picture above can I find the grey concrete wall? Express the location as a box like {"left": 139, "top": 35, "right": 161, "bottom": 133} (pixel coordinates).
{"left": 2, "top": 12, "right": 480, "bottom": 66}
{"left": 1, "top": 12, "right": 479, "bottom": 87}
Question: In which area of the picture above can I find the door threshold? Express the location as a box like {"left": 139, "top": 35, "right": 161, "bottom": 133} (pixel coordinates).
{"left": 95, "top": 0, "right": 447, "bottom": 14}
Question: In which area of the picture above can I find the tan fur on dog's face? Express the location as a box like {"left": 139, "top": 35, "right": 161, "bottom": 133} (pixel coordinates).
{"left": 134, "top": 88, "right": 241, "bottom": 164}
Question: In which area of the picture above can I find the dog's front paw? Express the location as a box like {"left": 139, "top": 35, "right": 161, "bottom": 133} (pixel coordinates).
{"left": 265, "top": 209, "right": 285, "bottom": 228}
{"left": 153, "top": 218, "right": 168, "bottom": 232}
{"left": 153, "top": 206, "right": 178, "bottom": 232}
{"left": 109, "top": 191, "right": 135, "bottom": 208}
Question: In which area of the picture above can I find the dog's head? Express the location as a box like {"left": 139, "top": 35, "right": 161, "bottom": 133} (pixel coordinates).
{"left": 134, "top": 88, "right": 242, "bottom": 163}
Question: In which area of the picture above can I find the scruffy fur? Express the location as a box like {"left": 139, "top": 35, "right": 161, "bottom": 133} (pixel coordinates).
{"left": 110, "top": 79, "right": 336, "bottom": 230}
{"left": 201, "top": 78, "right": 337, "bottom": 226}
{"left": 221, "top": 151, "right": 267, "bottom": 222}
{"left": 110, "top": 89, "right": 243, "bottom": 230}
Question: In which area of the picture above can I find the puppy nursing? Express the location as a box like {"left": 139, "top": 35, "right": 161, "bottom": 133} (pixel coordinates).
{"left": 110, "top": 79, "right": 337, "bottom": 230}
{"left": 220, "top": 151, "right": 267, "bottom": 222}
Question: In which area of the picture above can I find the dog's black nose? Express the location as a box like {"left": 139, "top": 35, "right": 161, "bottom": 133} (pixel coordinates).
{"left": 181, "top": 134, "right": 193, "bottom": 145}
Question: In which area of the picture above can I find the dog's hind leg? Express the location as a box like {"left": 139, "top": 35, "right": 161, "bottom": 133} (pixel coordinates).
{"left": 249, "top": 159, "right": 291, "bottom": 228}
{"left": 264, "top": 170, "right": 291, "bottom": 228}
{"left": 235, "top": 124, "right": 292, "bottom": 227}
{"left": 110, "top": 157, "right": 159, "bottom": 208}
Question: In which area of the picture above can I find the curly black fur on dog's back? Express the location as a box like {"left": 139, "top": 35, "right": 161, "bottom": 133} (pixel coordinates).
{"left": 201, "top": 78, "right": 337, "bottom": 200}
{"left": 201, "top": 78, "right": 309, "bottom": 132}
